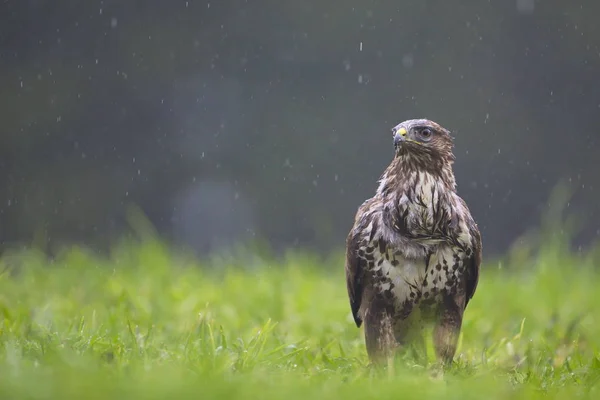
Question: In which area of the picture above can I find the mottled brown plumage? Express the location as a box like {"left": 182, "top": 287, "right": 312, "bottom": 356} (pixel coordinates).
{"left": 345, "top": 119, "right": 482, "bottom": 366}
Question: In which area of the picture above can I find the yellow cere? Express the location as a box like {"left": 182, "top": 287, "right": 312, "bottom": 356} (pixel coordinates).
{"left": 398, "top": 127, "right": 407, "bottom": 136}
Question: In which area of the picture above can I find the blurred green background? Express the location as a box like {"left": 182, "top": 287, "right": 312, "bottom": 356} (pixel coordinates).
{"left": 2, "top": 3, "right": 600, "bottom": 397}
{"left": 1, "top": 1, "right": 598, "bottom": 256}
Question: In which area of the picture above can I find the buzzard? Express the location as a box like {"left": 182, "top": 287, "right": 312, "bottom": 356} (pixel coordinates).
{"left": 345, "top": 119, "right": 481, "bottom": 365}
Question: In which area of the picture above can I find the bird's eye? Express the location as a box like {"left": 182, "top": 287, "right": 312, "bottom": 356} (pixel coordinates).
{"left": 419, "top": 128, "right": 433, "bottom": 140}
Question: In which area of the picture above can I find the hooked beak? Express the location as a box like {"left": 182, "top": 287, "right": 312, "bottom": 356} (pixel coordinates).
{"left": 393, "top": 127, "right": 408, "bottom": 147}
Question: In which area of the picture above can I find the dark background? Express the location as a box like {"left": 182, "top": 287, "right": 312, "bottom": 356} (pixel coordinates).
{"left": 1, "top": 0, "right": 598, "bottom": 257}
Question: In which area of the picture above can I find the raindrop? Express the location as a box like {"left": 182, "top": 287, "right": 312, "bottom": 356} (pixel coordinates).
{"left": 110, "top": 17, "right": 118, "bottom": 28}
{"left": 358, "top": 74, "right": 363, "bottom": 84}
{"left": 359, "top": 42, "right": 363, "bottom": 51}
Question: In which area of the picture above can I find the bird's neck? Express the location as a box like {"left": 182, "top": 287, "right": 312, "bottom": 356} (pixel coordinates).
{"left": 376, "top": 155, "right": 456, "bottom": 198}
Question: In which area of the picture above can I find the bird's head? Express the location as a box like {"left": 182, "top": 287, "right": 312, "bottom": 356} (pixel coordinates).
{"left": 392, "top": 119, "right": 455, "bottom": 166}
{"left": 378, "top": 118, "right": 457, "bottom": 193}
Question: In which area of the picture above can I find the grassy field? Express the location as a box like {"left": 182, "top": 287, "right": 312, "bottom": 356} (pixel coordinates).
{"left": 0, "top": 233, "right": 599, "bottom": 400}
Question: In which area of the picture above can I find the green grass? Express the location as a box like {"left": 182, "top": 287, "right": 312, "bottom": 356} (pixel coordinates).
{"left": 0, "top": 235, "right": 599, "bottom": 400}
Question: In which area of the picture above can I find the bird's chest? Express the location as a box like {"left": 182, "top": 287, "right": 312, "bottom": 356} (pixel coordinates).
{"left": 363, "top": 240, "right": 466, "bottom": 314}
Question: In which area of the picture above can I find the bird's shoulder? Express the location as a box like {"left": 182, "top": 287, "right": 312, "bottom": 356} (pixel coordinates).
{"left": 447, "top": 193, "right": 480, "bottom": 243}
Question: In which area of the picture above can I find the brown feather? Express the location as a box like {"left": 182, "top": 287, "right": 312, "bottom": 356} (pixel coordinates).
{"left": 345, "top": 228, "right": 364, "bottom": 327}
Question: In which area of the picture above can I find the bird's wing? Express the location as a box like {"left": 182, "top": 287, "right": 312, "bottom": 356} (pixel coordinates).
{"left": 465, "top": 221, "right": 482, "bottom": 306}
{"left": 345, "top": 228, "right": 366, "bottom": 327}
{"left": 456, "top": 196, "right": 482, "bottom": 307}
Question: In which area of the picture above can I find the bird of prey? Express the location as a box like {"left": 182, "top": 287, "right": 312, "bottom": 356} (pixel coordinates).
{"left": 345, "top": 119, "right": 481, "bottom": 366}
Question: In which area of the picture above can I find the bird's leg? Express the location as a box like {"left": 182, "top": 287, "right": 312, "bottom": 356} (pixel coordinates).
{"left": 432, "top": 292, "right": 465, "bottom": 366}
{"left": 364, "top": 299, "right": 397, "bottom": 366}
